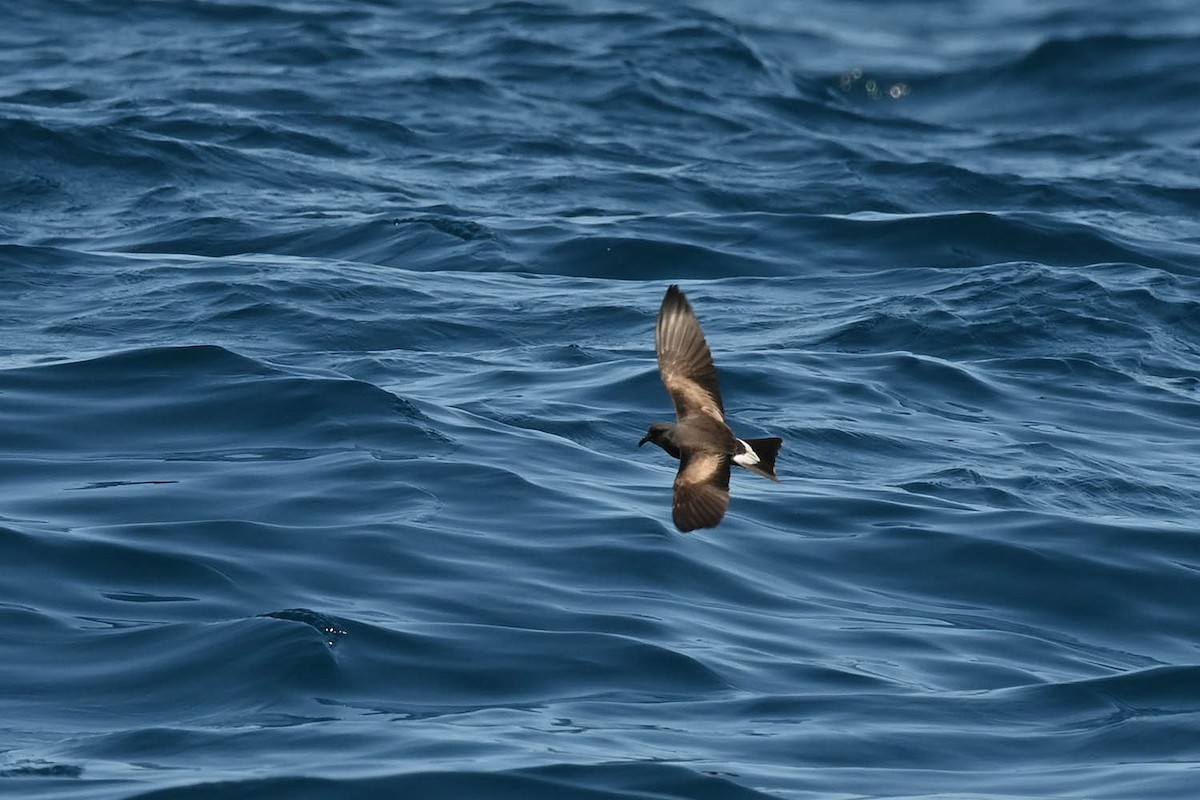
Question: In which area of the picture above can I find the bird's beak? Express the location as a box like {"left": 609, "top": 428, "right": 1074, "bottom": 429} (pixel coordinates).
{"left": 638, "top": 434, "right": 651, "bottom": 447}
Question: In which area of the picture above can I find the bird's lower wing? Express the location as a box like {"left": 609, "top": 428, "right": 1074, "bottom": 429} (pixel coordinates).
{"left": 672, "top": 450, "right": 731, "bottom": 532}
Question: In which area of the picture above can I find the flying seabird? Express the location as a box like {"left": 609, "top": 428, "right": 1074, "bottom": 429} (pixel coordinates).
{"left": 639, "top": 284, "right": 782, "bottom": 532}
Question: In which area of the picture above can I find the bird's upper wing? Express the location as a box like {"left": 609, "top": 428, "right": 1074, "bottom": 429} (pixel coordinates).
{"left": 656, "top": 285, "right": 724, "bottom": 422}
{"left": 672, "top": 450, "right": 731, "bottom": 531}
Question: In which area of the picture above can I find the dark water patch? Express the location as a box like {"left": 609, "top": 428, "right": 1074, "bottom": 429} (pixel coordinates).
{"left": 101, "top": 591, "right": 195, "bottom": 603}
{"left": 838, "top": 212, "right": 1193, "bottom": 272}
{"left": 4, "top": 615, "right": 341, "bottom": 726}
{"left": 1013, "top": 664, "right": 1200, "bottom": 718}
{"left": 881, "top": 32, "right": 1200, "bottom": 141}
{"left": 333, "top": 620, "right": 729, "bottom": 708}
{"left": 96, "top": 216, "right": 507, "bottom": 270}
{"left": 1, "top": 87, "right": 90, "bottom": 107}
{"left": 539, "top": 236, "right": 772, "bottom": 280}
{"left": 122, "top": 762, "right": 772, "bottom": 800}
{"left": 0, "top": 344, "right": 436, "bottom": 457}
{"left": 895, "top": 467, "right": 1033, "bottom": 511}
{"left": 0, "top": 760, "right": 83, "bottom": 778}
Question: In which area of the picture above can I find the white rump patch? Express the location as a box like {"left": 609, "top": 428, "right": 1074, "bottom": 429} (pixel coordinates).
{"left": 733, "top": 439, "right": 760, "bottom": 467}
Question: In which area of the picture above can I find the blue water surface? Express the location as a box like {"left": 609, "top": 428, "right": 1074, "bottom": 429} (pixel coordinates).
{"left": 3, "top": 1, "right": 1200, "bottom": 798}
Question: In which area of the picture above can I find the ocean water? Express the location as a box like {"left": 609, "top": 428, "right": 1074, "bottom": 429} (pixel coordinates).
{"left": 3, "top": 0, "right": 1200, "bottom": 798}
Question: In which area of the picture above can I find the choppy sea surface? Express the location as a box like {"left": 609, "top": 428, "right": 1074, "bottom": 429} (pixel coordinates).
{"left": 4, "top": 1, "right": 1200, "bottom": 798}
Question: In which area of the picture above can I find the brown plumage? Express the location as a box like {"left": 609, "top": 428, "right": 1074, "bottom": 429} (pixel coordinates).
{"left": 639, "top": 285, "right": 782, "bottom": 532}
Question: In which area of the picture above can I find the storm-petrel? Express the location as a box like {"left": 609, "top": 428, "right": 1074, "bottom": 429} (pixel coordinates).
{"left": 639, "top": 285, "right": 782, "bottom": 531}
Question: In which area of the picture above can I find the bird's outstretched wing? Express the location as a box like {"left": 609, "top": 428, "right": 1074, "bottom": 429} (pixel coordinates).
{"left": 672, "top": 450, "right": 731, "bottom": 531}
{"left": 656, "top": 285, "right": 724, "bottom": 422}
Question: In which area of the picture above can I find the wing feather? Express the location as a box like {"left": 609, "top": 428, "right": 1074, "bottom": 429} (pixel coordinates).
{"left": 672, "top": 450, "right": 731, "bottom": 531}
{"left": 656, "top": 285, "right": 724, "bottom": 422}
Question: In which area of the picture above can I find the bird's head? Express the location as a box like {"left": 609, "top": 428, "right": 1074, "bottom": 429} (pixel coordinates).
{"left": 638, "top": 422, "right": 676, "bottom": 448}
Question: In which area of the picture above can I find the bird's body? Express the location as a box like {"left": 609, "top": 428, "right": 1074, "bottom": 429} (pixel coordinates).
{"left": 639, "top": 285, "right": 782, "bottom": 532}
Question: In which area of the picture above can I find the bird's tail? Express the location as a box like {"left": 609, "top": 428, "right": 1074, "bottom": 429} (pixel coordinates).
{"left": 740, "top": 437, "right": 782, "bottom": 481}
